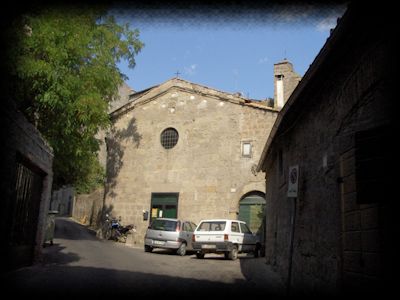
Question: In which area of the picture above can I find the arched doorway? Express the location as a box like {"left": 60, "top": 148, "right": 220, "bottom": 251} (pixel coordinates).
{"left": 238, "top": 191, "right": 266, "bottom": 236}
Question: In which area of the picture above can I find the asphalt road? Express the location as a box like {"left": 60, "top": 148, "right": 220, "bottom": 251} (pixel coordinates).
{"left": 2, "top": 217, "right": 285, "bottom": 297}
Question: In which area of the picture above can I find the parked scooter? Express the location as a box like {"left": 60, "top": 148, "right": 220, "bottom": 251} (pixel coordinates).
{"left": 105, "top": 214, "right": 135, "bottom": 243}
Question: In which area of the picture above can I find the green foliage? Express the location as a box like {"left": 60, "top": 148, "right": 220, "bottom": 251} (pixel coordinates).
{"left": 7, "top": 5, "right": 143, "bottom": 193}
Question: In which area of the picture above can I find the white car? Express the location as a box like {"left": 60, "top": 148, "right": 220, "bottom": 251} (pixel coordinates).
{"left": 192, "top": 219, "right": 261, "bottom": 260}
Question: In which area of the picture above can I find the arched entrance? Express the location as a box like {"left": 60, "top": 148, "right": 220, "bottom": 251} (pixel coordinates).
{"left": 238, "top": 191, "right": 266, "bottom": 236}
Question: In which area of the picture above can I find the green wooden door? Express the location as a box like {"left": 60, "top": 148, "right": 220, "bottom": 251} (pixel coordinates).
{"left": 150, "top": 193, "right": 178, "bottom": 222}
{"left": 238, "top": 194, "right": 266, "bottom": 235}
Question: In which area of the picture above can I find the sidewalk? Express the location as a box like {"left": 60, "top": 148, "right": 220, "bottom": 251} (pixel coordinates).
{"left": 239, "top": 255, "right": 286, "bottom": 296}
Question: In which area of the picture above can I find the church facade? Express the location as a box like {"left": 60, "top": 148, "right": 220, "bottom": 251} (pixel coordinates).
{"left": 102, "top": 77, "right": 278, "bottom": 247}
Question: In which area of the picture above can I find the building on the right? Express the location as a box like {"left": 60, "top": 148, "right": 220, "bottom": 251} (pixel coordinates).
{"left": 257, "top": 3, "right": 397, "bottom": 296}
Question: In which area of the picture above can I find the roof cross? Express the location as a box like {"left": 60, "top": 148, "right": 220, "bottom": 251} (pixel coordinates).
{"left": 174, "top": 71, "right": 181, "bottom": 78}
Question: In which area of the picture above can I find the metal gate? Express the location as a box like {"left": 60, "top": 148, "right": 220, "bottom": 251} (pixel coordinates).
{"left": 8, "top": 157, "right": 45, "bottom": 268}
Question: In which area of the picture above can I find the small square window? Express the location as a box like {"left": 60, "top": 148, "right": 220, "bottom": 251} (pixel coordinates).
{"left": 242, "top": 142, "right": 252, "bottom": 157}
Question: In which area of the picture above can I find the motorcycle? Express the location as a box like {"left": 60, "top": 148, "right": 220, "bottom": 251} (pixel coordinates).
{"left": 105, "top": 214, "right": 135, "bottom": 243}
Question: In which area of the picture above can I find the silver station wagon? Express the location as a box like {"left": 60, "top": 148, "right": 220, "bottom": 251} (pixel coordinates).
{"left": 144, "top": 218, "right": 197, "bottom": 256}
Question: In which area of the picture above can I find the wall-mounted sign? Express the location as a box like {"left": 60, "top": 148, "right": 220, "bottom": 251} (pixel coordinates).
{"left": 287, "top": 165, "right": 299, "bottom": 198}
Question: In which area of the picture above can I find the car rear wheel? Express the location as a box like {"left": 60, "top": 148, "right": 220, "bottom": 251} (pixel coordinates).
{"left": 196, "top": 252, "right": 205, "bottom": 259}
{"left": 177, "top": 243, "right": 187, "bottom": 256}
{"left": 228, "top": 245, "right": 238, "bottom": 260}
{"left": 144, "top": 245, "right": 153, "bottom": 252}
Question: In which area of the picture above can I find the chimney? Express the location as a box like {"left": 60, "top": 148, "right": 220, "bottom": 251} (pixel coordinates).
{"left": 273, "top": 60, "right": 301, "bottom": 109}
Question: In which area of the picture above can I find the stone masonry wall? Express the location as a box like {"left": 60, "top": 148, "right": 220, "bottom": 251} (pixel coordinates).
{"left": 1, "top": 105, "right": 53, "bottom": 269}
{"left": 273, "top": 60, "right": 301, "bottom": 107}
{"left": 105, "top": 82, "right": 278, "bottom": 247}
{"left": 264, "top": 20, "right": 393, "bottom": 293}
{"left": 72, "top": 187, "right": 104, "bottom": 230}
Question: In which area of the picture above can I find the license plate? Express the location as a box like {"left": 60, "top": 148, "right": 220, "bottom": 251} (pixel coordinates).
{"left": 202, "top": 244, "right": 216, "bottom": 249}
{"left": 154, "top": 240, "right": 165, "bottom": 245}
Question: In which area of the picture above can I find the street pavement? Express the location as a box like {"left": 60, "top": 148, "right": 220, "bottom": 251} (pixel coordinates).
{"left": 2, "top": 217, "right": 286, "bottom": 297}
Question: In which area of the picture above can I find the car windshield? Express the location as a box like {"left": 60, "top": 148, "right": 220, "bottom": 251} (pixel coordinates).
{"left": 240, "top": 222, "right": 252, "bottom": 234}
{"left": 150, "top": 219, "right": 178, "bottom": 231}
{"left": 198, "top": 221, "right": 226, "bottom": 231}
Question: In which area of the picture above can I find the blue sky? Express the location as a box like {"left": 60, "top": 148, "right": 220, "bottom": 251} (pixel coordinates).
{"left": 113, "top": 4, "right": 347, "bottom": 100}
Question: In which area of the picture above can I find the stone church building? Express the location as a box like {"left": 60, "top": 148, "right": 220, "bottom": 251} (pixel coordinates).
{"left": 101, "top": 63, "right": 300, "bottom": 247}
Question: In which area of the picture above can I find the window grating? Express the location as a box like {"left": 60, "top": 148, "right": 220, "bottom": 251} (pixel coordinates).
{"left": 160, "top": 128, "right": 179, "bottom": 149}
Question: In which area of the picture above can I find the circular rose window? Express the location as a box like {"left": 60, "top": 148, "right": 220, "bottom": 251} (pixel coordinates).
{"left": 160, "top": 128, "right": 179, "bottom": 149}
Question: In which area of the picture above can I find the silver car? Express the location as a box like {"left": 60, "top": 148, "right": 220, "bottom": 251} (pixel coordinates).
{"left": 144, "top": 218, "right": 197, "bottom": 256}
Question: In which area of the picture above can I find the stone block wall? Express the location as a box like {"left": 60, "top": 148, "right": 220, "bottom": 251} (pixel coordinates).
{"left": 104, "top": 80, "right": 278, "bottom": 247}
{"left": 72, "top": 187, "right": 104, "bottom": 229}
{"left": 263, "top": 8, "right": 394, "bottom": 294}
{"left": 51, "top": 186, "right": 74, "bottom": 216}
{"left": 273, "top": 60, "right": 301, "bottom": 108}
{"left": 1, "top": 104, "right": 53, "bottom": 269}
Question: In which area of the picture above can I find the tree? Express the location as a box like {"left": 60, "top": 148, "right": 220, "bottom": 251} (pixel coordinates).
{"left": 6, "top": 5, "right": 144, "bottom": 193}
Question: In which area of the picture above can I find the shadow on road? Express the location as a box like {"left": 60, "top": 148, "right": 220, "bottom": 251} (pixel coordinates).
{"left": 40, "top": 243, "right": 81, "bottom": 266}
{"left": 54, "top": 217, "right": 98, "bottom": 241}
{"left": 3, "top": 264, "right": 283, "bottom": 297}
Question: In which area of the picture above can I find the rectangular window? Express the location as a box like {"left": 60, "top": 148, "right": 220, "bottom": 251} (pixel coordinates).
{"left": 231, "top": 222, "right": 240, "bottom": 233}
{"left": 242, "top": 141, "right": 252, "bottom": 157}
{"left": 198, "top": 221, "right": 226, "bottom": 231}
{"left": 239, "top": 222, "right": 252, "bottom": 234}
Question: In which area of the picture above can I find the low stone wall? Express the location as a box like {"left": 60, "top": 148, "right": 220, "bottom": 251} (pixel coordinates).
{"left": 72, "top": 188, "right": 104, "bottom": 230}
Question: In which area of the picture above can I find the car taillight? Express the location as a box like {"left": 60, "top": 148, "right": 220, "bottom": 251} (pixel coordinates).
{"left": 176, "top": 222, "right": 180, "bottom": 232}
{"left": 192, "top": 235, "right": 196, "bottom": 242}
{"left": 224, "top": 234, "right": 229, "bottom": 241}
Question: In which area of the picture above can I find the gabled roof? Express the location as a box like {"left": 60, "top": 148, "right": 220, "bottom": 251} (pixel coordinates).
{"left": 109, "top": 77, "right": 278, "bottom": 119}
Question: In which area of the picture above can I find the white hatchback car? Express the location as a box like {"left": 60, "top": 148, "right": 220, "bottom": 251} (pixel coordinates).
{"left": 192, "top": 219, "right": 261, "bottom": 260}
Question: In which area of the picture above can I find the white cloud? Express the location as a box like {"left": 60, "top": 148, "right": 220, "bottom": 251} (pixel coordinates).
{"left": 316, "top": 16, "right": 338, "bottom": 32}
{"left": 183, "top": 50, "right": 191, "bottom": 59}
{"left": 258, "top": 56, "right": 269, "bottom": 64}
{"left": 184, "top": 64, "right": 197, "bottom": 76}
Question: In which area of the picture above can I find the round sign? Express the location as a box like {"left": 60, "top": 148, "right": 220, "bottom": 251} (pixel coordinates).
{"left": 290, "top": 167, "right": 297, "bottom": 184}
